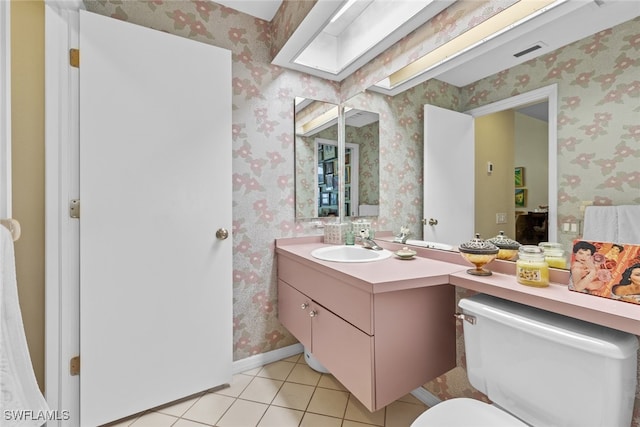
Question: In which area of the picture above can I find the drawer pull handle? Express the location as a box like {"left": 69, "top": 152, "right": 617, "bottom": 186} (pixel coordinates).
{"left": 300, "top": 303, "right": 309, "bottom": 310}
{"left": 309, "top": 310, "right": 318, "bottom": 318}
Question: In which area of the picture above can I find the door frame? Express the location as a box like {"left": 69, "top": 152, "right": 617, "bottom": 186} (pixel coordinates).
{"left": 1, "top": 0, "right": 11, "bottom": 218}
{"left": 465, "top": 84, "right": 558, "bottom": 242}
{"left": 44, "top": 2, "right": 83, "bottom": 425}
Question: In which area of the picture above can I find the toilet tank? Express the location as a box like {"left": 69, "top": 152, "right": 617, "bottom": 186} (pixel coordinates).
{"left": 459, "top": 294, "right": 638, "bottom": 427}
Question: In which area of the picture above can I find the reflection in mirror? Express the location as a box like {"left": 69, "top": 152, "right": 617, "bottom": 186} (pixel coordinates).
{"left": 344, "top": 108, "right": 379, "bottom": 217}
{"left": 294, "top": 98, "right": 380, "bottom": 219}
{"left": 294, "top": 98, "right": 339, "bottom": 219}
{"left": 474, "top": 100, "right": 549, "bottom": 247}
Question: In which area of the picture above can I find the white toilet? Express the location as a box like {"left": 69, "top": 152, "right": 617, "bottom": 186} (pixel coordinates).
{"left": 412, "top": 294, "right": 638, "bottom": 427}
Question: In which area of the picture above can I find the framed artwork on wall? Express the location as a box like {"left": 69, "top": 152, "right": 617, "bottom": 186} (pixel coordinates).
{"left": 515, "top": 188, "right": 527, "bottom": 208}
{"left": 515, "top": 166, "right": 525, "bottom": 187}
{"left": 325, "top": 174, "right": 334, "bottom": 190}
{"left": 325, "top": 161, "right": 334, "bottom": 175}
{"left": 323, "top": 144, "right": 336, "bottom": 159}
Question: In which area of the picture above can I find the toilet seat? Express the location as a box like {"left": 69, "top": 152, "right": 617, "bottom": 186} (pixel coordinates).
{"left": 411, "top": 398, "right": 529, "bottom": 427}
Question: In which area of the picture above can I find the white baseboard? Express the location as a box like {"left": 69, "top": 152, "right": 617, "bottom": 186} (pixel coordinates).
{"left": 232, "top": 343, "right": 304, "bottom": 374}
{"left": 411, "top": 386, "right": 442, "bottom": 408}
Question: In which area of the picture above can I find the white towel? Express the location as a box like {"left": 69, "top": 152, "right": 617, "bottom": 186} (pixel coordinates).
{"left": 615, "top": 205, "right": 640, "bottom": 244}
{"left": 582, "top": 205, "right": 640, "bottom": 244}
{"left": 0, "top": 226, "right": 49, "bottom": 427}
{"left": 358, "top": 204, "right": 379, "bottom": 216}
{"left": 582, "top": 205, "right": 618, "bottom": 241}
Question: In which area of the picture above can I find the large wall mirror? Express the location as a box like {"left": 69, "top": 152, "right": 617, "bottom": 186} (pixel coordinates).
{"left": 294, "top": 97, "right": 380, "bottom": 219}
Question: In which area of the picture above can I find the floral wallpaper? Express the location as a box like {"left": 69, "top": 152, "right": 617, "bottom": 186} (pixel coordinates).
{"left": 346, "top": 121, "right": 380, "bottom": 207}
{"left": 83, "top": 1, "right": 638, "bottom": 423}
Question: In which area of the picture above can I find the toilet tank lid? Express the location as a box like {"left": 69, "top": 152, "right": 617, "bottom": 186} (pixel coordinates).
{"left": 459, "top": 294, "right": 639, "bottom": 359}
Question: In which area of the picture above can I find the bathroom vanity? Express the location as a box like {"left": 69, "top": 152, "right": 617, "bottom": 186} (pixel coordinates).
{"left": 276, "top": 238, "right": 461, "bottom": 411}
{"left": 276, "top": 235, "right": 640, "bottom": 412}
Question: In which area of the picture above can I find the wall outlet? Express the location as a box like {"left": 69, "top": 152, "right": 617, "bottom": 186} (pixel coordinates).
{"left": 496, "top": 213, "right": 507, "bottom": 224}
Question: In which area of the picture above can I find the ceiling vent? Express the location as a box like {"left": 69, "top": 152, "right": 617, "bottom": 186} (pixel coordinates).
{"left": 513, "top": 41, "right": 547, "bottom": 58}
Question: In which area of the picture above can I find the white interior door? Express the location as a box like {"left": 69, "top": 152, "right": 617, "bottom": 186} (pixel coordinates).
{"left": 423, "top": 105, "right": 474, "bottom": 247}
{"left": 79, "top": 11, "right": 232, "bottom": 426}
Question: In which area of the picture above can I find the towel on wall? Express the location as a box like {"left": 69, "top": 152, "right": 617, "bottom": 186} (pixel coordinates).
{"left": 616, "top": 205, "right": 640, "bottom": 244}
{"left": 582, "top": 205, "right": 640, "bottom": 244}
{"left": 358, "top": 205, "right": 379, "bottom": 216}
{"left": 0, "top": 226, "right": 49, "bottom": 427}
{"left": 582, "top": 205, "right": 618, "bottom": 242}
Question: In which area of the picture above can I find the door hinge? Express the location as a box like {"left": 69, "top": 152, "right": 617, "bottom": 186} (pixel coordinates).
{"left": 70, "top": 48, "right": 80, "bottom": 68}
{"left": 70, "top": 356, "right": 80, "bottom": 376}
{"left": 69, "top": 199, "right": 80, "bottom": 218}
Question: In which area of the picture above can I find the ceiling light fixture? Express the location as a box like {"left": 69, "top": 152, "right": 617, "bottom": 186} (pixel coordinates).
{"left": 296, "top": 105, "right": 354, "bottom": 136}
{"left": 387, "top": 0, "right": 564, "bottom": 88}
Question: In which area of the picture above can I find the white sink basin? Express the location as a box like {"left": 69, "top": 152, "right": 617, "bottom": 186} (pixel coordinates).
{"left": 405, "top": 239, "right": 454, "bottom": 251}
{"left": 311, "top": 245, "right": 392, "bottom": 263}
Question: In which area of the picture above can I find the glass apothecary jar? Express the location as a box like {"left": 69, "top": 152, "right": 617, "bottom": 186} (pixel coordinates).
{"left": 538, "top": 242, "right": 567, "bottom": 269}
{"left": 487, "top": 231, "right": 520, "bottom": 260}
{"left": 459, "top": 234, "right": 499, "bottom": 276}
{"left": 516, "top": 245, "right": 549, "bottom": 287}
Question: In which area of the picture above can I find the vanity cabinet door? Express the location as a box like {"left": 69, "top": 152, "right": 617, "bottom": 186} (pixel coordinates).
{"left": 278, "top": 280, "right": 312, "bottom": 348}
{"left": 312, "top": 304, "right": 375, "bottom": 410}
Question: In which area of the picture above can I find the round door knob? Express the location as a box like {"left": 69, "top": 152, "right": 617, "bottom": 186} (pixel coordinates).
{"left": 300, "top": 303, "right": 309, "bottom": 310}
{"left": 216, "top": 228, "right": 229, "bottom": 240}
{"left": 428, "top": 218, "right": 438, "bottom": 226}
{"left": 309, "top": 310, "right": 318, "bottom": 318}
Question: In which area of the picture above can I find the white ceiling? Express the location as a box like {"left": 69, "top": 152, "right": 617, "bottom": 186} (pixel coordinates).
{"left": 217, "top": 0, "right": 640, "bottom": 94}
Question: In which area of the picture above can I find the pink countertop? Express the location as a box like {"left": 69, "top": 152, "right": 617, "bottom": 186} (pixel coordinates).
{"left": 275, "top": 236, "right": 640, "bottom": 336}
{"left": 276, "top": 239, "right": 462, "bottom": 293}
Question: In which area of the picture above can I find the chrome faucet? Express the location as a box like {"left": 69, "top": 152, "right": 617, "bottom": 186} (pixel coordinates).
{"left": 393, "top": 226, "right": 411, "bottom": 244}
{"left": 361, "top": 237, "right": 383, "bottom": 250}
{"left": 356, "top": 229, "right": 383, "bottom": 250}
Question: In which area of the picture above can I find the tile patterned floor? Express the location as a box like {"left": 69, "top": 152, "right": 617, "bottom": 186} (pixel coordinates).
{"left": 105, "top": 353, "right": 428, "bottom": 427}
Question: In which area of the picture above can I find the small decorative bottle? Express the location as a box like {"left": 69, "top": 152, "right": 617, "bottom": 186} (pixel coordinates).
{"left": 516, "top": 245, "right": 549, "bottom": 287}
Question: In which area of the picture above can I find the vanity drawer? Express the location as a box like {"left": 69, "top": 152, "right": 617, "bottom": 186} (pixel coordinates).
{"left": 278, "top": 257, "right": 373, "bottom": 334}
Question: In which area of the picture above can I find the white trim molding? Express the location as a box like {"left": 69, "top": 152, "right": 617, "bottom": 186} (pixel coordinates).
{"left": 0, "top": 0, "right": 11, "bottom": 218}
{"left": 44, "top": 2, "right": 83, "bottom": 425}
